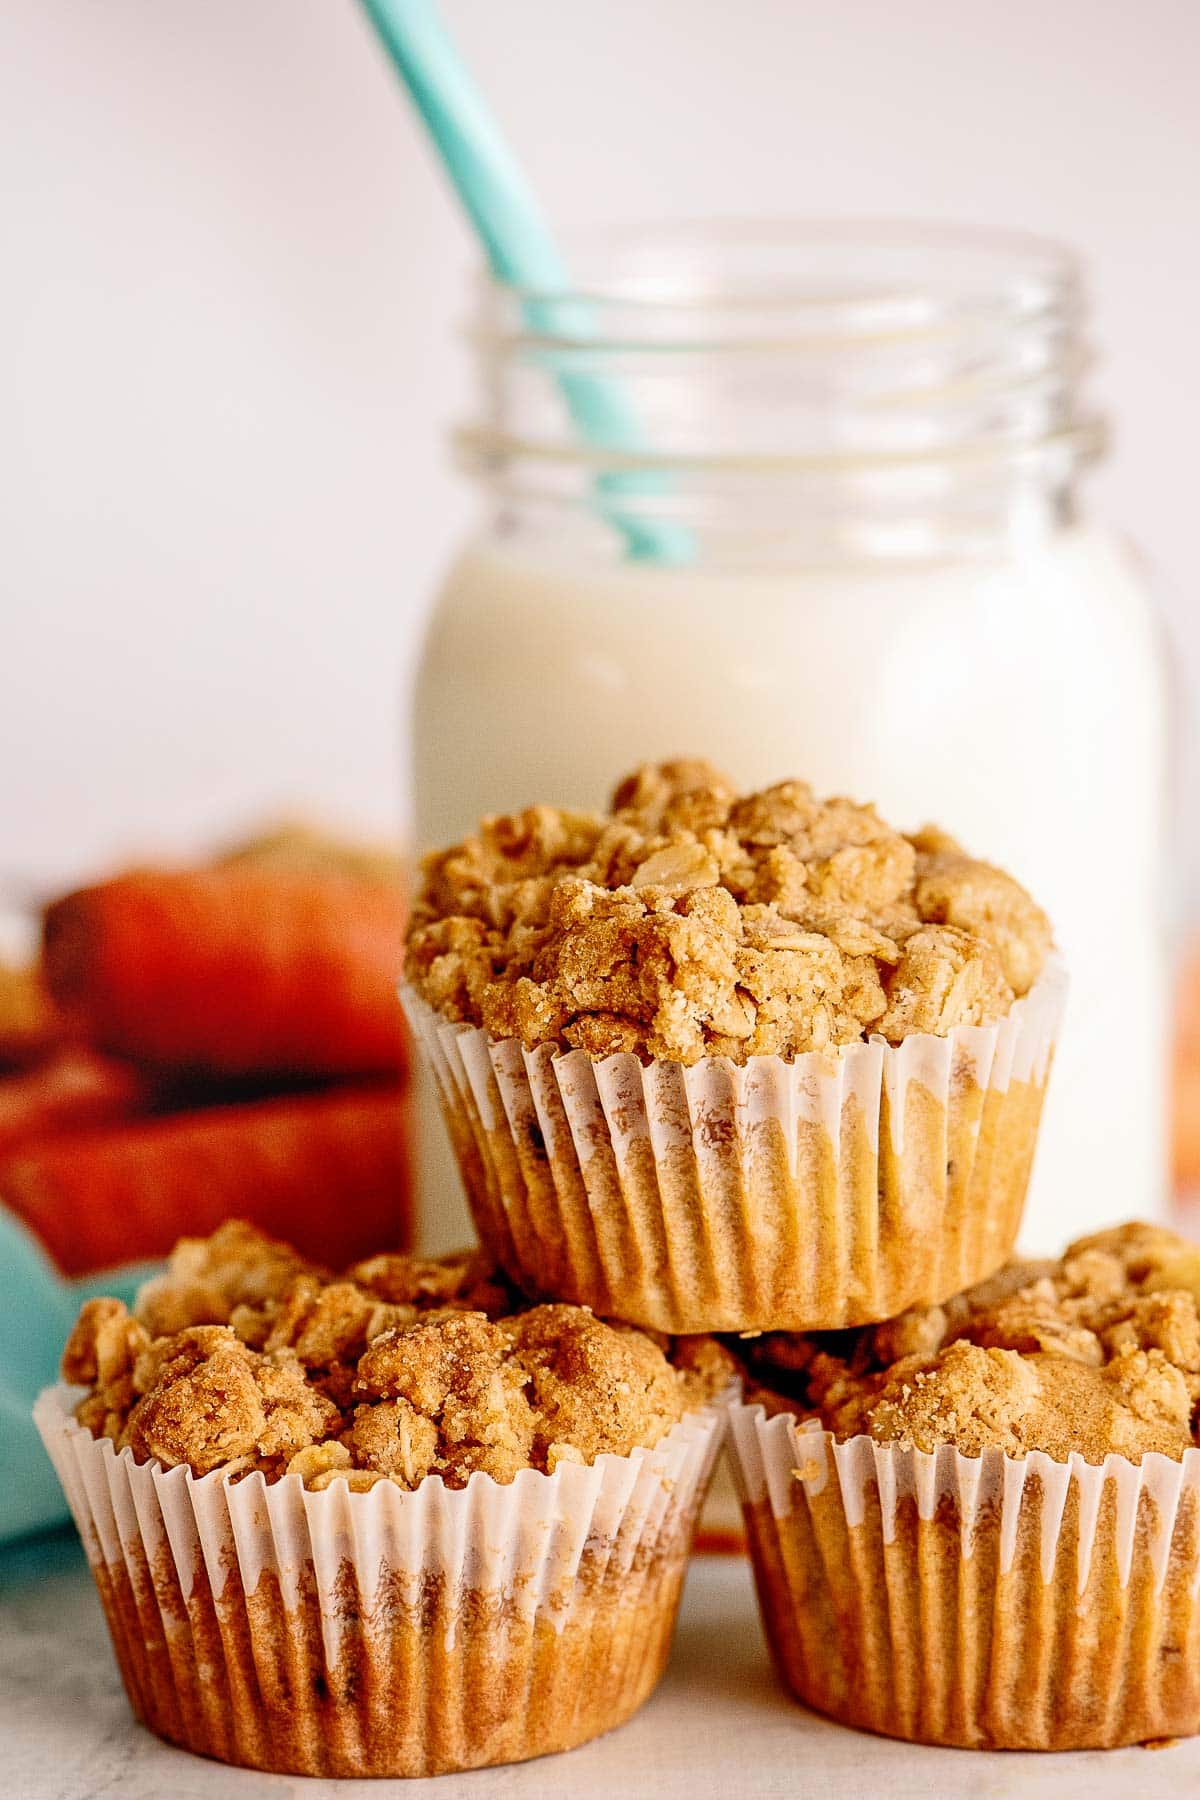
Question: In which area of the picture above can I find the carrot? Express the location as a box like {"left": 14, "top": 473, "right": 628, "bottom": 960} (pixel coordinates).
{"left": 0, "top": 1048, "right": 147, "bottom": 1159}
{"left": 0, "top": 960, "right": 71, "bottom": 1068}
{"left": 693, "top": 1527, "right": 748, "bottom": 1556}
{"left": 1174, "top": 1071, "right": 1200, "bottom": 1193}
{"left": 1172, "top": 941, "right": 1200, "bottom": 1192}
{"left": 0, "top": 1083, "right": 412, "bottom": 1275}
{"left": 218, "top": 821, "right": 405, "bottom": 887}
{"left": 43, "top": 867, "right": 409, "bottom": 1078}
{"left": 1177, "top": 943, "right": 1200, "bottom": 1059}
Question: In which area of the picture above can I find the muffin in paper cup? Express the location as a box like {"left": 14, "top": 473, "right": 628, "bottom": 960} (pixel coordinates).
{"left": 404, "top": 757, "right": 1064, "bottom": 1335}
{"left": 725, "top": 1400, "right": 1200, "bottom": 1750}
{"left": 401, "top": 960, "right": 1065, "bottom": 1335}
{"left": 34, "top": 1384, "right": 724, "bottom": 1778}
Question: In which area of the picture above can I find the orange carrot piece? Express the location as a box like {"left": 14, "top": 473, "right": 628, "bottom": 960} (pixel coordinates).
{"left": 1172, "top": 941, "right": 1200, "bottom": 1192}
{"left": 1, "top": 1083, "right": 412, "bottom": 1275}
{"left": 43, "top": 868, "right": 408, "bottom": 1079}
{"left": 1173, "top": 1059, "right": 1200, "bottom": 1193}
{"left": 0, "top": 1048, "right": 147, "bottom": 1160}
{"left": 693, "top": 1528, "right": 748, "bottom": 1556}
{"left": 1177, "top": 944, "right": 1200, "bottom": 1058}
{"left": 0, "top": 960, "right": 71, "bottom": 1068}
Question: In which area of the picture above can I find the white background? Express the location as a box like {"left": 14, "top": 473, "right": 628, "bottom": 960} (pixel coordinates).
{"left": 3, "top": 0, "right": 1198, "bottom": 896}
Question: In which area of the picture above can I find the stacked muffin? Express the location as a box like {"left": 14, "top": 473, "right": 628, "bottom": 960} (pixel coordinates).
{"left": 403, "top": 757, "right": 1062, "bottom": 1334}
{"left": 730, "top": 1223, "right": 1200, "bottom": 1748}
{"left": 36, "top": 1222, "right": 727, "bottom": 1775}
{"left": 38, "top": 757, "right": 1200, "bottom": 1767}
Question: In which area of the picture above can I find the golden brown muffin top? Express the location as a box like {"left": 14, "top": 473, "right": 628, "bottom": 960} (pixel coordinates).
{"left": 739, "top": 1223, "right": 1200, "bottom": 1465}
{"left": 405, "top": 758, "right": 1051, "bottom": 1065}
{"left": 61, "top": 1221, "right": 724, "bottom": 1489}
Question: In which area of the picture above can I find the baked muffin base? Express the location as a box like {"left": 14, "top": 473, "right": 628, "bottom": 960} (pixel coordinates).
{"left": 403, "top": 963, "right": 1064, "bottom": 1334}
{"left": 35, "top": 1386, "right": 722, "bottom": 1778}
{"left": 728, "top": 1402, "right": 1200, "bottom": 1750}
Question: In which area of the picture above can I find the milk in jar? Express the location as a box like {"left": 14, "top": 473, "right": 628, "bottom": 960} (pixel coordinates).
{"left": 411, "top": 224, "right": 1169, "bottom": 1254}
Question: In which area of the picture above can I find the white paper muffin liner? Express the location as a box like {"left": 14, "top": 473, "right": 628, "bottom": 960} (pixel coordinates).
{"left": 35, "top": 1385, "right": 724, "bottom": 1777}
{"left": 402, "top": 961, "right": 1065, "bottom": 1333}
{"left": 726, "top": 1398, "right": 1200, "bottom": 1749}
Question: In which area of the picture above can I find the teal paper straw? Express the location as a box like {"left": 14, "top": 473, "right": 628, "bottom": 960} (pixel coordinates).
{"left": 357, "top": 0, "right": 691, "bottom": 562}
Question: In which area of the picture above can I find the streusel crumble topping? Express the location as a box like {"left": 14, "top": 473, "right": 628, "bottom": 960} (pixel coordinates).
{"left": 739, "top": 1223, "right": 1200, "bottom": 1464}
{"left": 405, "top": 758, "right": 1051, "bottom": 1064}
{"left": 62, "top": 1222, "right": 723, "bottom": 1487}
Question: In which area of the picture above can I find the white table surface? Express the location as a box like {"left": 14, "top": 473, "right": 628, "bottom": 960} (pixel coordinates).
{"left": 2, "top": 1532, "right": 1190, "bottom": 1799}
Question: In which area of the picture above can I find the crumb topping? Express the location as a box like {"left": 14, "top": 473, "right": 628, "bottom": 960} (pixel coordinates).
{"left": 738, "top": 1222, "right": 1200, "bottom": 1464}
{"left": 62, "top": 1222, "right": 721, "bottom": 1487}
{"left": 405, "top": 759, "right": 1050, "bottom": 1064}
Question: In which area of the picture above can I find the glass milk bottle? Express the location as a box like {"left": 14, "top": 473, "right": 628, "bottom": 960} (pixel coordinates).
{"left": 411, "top": 222, "right": 1168, "bottom": 1254}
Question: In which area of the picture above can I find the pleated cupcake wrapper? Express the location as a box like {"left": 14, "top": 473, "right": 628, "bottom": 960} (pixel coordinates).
{"left": 726, "top": 1400, "right": 1200, "bottom": 1750}
{"left": 35, "top": 1387, "right": 724, "bottom": 1778}
{"left": 402, "top": 961, "right": 1066, "bottom": 1333}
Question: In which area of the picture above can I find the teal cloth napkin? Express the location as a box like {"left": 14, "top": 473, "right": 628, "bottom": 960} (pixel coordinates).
{"left": 0, "top": 1206, "right": 159, "bottom": 1542}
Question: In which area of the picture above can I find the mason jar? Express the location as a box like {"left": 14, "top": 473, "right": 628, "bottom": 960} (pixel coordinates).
{"left": 411, "top": 221, "right": 1169, "bottom": 1254}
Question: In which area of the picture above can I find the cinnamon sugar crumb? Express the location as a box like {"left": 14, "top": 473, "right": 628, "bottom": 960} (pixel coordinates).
{"left": 134, "top": 1220, "right": 323, "bottom": 1338}
{"left": 63, "top": 1222, "right": 722, "bottom": 1486}
{"left": 406, "top": 758, "right": 1051, "bottom": 1064}
{"left": 741, "top": 1222, "right": 1200, "bottom": 1464}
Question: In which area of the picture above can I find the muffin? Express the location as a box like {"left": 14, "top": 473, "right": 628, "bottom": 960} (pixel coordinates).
{"left": 36, "top": 1222, "right": 726, "bottom": 1778}
{"left": 402, "top": 758, "right": 1064, "bottom": 1333}
{"left": 725, "top": 1221, "right": 1200, "bottom": 1749}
